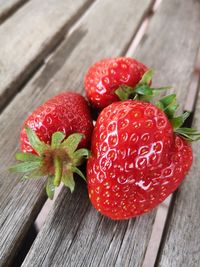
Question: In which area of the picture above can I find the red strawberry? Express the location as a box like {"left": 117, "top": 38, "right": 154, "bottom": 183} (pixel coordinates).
{"left": 84, "top": 57, "right": 148, "bottom": 109}
{"left": 10, "top": 92, "right": 93, "bottom": 199}
{"left": 87, "top": 97, "right": 199, "bottom": 220}
{"left": 21, "top": 92, "right": 93, "bottom": 153}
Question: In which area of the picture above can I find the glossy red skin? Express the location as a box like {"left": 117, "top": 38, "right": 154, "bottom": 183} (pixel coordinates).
{"left": 84, "top": 57, "right": 148, "bottom": 109}
{"left": 87, "top": 100, "right": 193, "bottom": 220}
{"left": 20, "top": 92, "right": 93, "bottom": 154}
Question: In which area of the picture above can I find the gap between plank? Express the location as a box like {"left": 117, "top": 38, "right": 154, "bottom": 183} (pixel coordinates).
{"left": 33, "top": 0, "right": 167, "bottom": 262}
{"left": 0, "top": 0, "right": 96, "bottom": 114}
{"left": 0, "top": 0, "right": 30, "bottom": 25}
{"left": 35, "top": 0, "right": 158, "bottom": 232}
{"left": 126, "top": 0, "right": 163, "bottom": 56}
{"left": 12, "top": 0, "right": 164, "bottom": 262}
{"left": 15, "top": 0, "right": 164, "bottom": 263}
{"left": 152, "top": 47, "right": 200, "bottom": 267}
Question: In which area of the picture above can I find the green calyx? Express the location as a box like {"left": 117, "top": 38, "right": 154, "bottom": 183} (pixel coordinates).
{"left": 9, "top": 127, "right": 90, "bottom": 199}
{"left": 156, "top": 94, "right": 200, "bottom": 142}
{"left": 115, "top": 69, "right": 170, "bottom": 102}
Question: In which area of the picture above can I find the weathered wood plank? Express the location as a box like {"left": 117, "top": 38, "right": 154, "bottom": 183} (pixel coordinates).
{"left": 0, "top": 0, "right": 29, "bottom": 23}
{"left": 134, "top": 0, "right": 200, "bottom": 110}
{"left": 22, "top": 183, "right": 155, "bottom": 267}
{"left": 22, "top": 0, "right": 200, "bottom": 266}
{"left": 156, "top": 86, "right": 200, "bottom": 267}
{"left": 134, "top": 0, "right": 200, "bottom": 266}
{"left": 0, "top": 0, "right": 154, "bottom": 266}
{"left": 23, "top": 0, "right": 199, "bottom": 266}
{"left": 0, "top": 0, "right": 94, "bottom": 111}
{"left": 20, "top": 1, "right": 198, "bottom": 266}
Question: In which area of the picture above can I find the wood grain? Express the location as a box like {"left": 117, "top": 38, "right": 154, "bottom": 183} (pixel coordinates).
{"left": 134, "top": 0, "right": 200, "bottom": 109}
{"left": 22, "top": 182, "right": 155, "bottom": 267}
{"left": 0, "top": 0, "right": 29, "bottom": 24}
{"left": 0, "top": 0, "right": 94, "bottom": 111}
{"left": 22, "top": 0, "right": 200, "bottom": 266}
{"left": 134, "top": 0, "right": 200, "bottom": 265}
{"left": 156, "top": 85, "right": 200, "bottom": 267}
{"left": 0, "top": 0, "right": 154, "bottom": 266}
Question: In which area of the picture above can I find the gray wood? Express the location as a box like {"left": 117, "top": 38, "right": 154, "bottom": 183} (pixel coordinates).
{"left": 21, "top": 0, "right": 200, "bottom": 266}
{"left": 23, "top": 0, "right": 199, "bottom": 266}
{"left": 0, "top": 0, "right": 94, "bottom": 111}
{"left": 22, "top": 183, "right": 155, "bottom": 267}
{"left": 0, "top": 0, "right": 153, "bottom": 266}
{"left": 0, "top": 0, "right": 29, "bottom": 23}
{"left": 156, "top": 86, "right": 200, "bottom": 267}
{"left": 134, "top": 0, "right": 200, "bottom": 110}
{"left": 134, "top": 0, "right": 200, "bottom": 266}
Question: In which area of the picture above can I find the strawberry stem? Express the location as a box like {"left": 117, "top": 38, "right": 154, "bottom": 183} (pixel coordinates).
{"left": 10, "top": 128, "right": 90, "bottom": 199}
{"left": 115, "top": 69, "right": 171, "bottom": 102}
{"left": 53, "top": 156, "right": 62, "bottom": 186}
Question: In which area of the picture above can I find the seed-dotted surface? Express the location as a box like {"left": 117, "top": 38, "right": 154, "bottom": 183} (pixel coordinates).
{"left": 1, "top": 0, "right": 200, "bottom": 266}
{"left": 157, "top": 88, "right": 200, "bottom": 267}
{"left": 0, "top": 0, "right": 154, "bottom": 266}
{"left": 22, "top": 0, "right": 200, "bottom": 266}
{"left": 88, "top": 101, "right": 192, "bottom": 219}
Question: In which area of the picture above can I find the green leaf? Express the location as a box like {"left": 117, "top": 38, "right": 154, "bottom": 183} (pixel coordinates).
{"left": 175, "top": 127, "right": 200, "bottom": 142}
{"left": 74, "top": 148, "right": 90, "bottom": 158}
{"left": 135, "top": 85, "right": 153, "bottom": 96}
{"left": 175, "top": 128, "right": 200, "bottom": 134}
{"left": 170, "top": 112, "right": 190, "bottom": 129}
{"left": 152, "top": 86, "right": 172, "bottom": 91}
{"left": 25, "top": 127, "right": 49, "bottom": 156}
{"left": 182, "top": 112, "right": 190, "bottom": 121}
{"left": 115, "top": 85, "right": 133, "bottom": 100}
{"left": 159, "top": 94, "right": 176, "bottom": 107}
{"left": 15, "top": 152, "right": 41, "bottom": 162}
{"left": 62, "top": 133, "right": 84, "bottom": 155}
{"left": 115, "top": 87, "right": 129, "bottom": 100}
{"left": 73, "top": 148, "right": 90, "bottom": 166}
{"left": 139, "top": 69, "right": 153, "bottom": 85}
{"left": 51, "top": 132, "right": 65, "bottom": 148}
{"left": 156, "top": 94, "right": 178, "bottom": 118}
{"left": 164, "top": 103, "right": 178, "bottom": 119}
{"left": 72, "top": 166, "right": 86, "bottom": 181}
{"left": 46, "top": 176, "right": 55, "bottom": 199}
{"left": 9, "top": 161, "right": 41, "bottom": 173}
{"left": 156, "top": 101, "right": 165, "bottom": 110}
{"left": 22, "top": 169, "right": 44, "bottom": 180}
{"left": 62, "top": 172, "right": 75, "bottom": 193}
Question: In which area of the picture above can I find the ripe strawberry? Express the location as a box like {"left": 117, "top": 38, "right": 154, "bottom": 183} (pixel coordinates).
{"left": 10, "top": 92, "right": 93, "bottom": 199}
{"left": 84, "top": 57, "right": 148, "bottom": 109}
{"left": 20, "top": 92, "right": 93, "bottom": 153}
{"left": 87, "top": 96, "right": 200, "bottom": 220}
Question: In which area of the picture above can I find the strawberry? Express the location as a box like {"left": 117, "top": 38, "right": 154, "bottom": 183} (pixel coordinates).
{"left": 87, "top": 96, "right": 200, "bottom": 220}
{"left": 20, "top": 92, "right": 93, "bottom": 153}
{"left": 10, "top": 92, "right": 93, "bottom": 199}
{"left": 84, "top": 57, "right": 149, "bottom": 109}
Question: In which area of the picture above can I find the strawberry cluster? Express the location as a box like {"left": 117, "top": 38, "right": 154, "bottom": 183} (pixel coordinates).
{"left": 11, "top": 57, "right": 200, "bottom": 220}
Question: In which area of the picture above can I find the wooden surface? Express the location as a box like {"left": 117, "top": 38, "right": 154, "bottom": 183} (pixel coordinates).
{"left": 156, "top": 69, "right": 200, "bottom": 267}
{"left": 22, "top": 183, "right": 155, "bottom": 267}
{"left": 156, "top": 86, "right": 200, "bottom": 267}
{"left": 0, "top": 0, "right": 200, "bottom": 266}
{"left": 21, "top": 0, "right": 200, "bottom": 266}
{"left": 0, "top": 0, "right": 28, "bottom": 23}
{"left": 134, "top": 0, "right": 200, "bottom": 109}
{"left": 0, "top": 0, "right": 94, "bottom": 111}
{"left": 0, "top": 0, "right": 154, "bottom": 266}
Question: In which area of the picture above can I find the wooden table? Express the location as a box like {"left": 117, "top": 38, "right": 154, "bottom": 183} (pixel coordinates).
{"left": 0, "top": 0, "right": 200, "bottom": 266}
